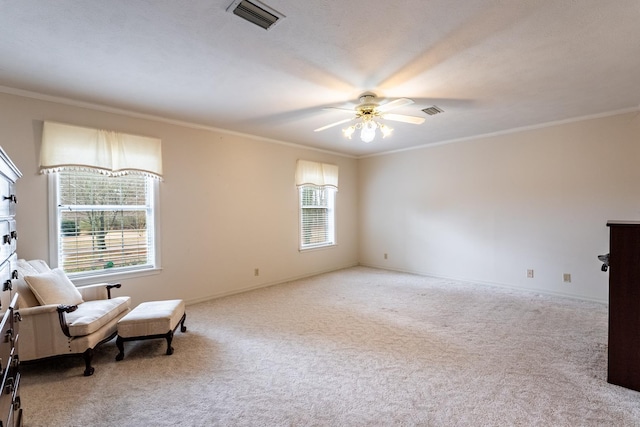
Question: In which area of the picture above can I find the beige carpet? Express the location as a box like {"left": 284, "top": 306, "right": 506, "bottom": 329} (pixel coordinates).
{"left": 20, "top": 267, "right": 640, "bottom": 426}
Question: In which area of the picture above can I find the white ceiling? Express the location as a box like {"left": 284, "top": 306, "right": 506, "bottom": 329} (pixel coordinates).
{"left": 1, "top": 0, "right": 639, "bottom": 157}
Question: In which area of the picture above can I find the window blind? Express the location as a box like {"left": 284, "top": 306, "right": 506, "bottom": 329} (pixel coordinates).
{"left": 57, "top": 170, "right": 154, "bottom": 274}
{"left": 299, "top": 185, "right": 335, "bottom": 249}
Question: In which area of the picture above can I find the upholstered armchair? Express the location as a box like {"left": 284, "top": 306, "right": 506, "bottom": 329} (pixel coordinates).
{"left": 14, "top": 259, "right": 131, "bottom": 376}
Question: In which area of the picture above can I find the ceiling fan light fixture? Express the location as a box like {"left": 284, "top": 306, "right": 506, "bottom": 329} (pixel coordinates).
{"left": 360, "top": 120, "right": 377, "bottom": 143}
{"left": 379, "top": 124, "right": 393, "bottom": 138}
{"left": 318, "top": 92, "right": 422, "bottom": 143}
{"left": 343, "top": 126, "right": 356, "bottom": 139}
{"left": 341, "top": 119, "right": 393, "bottom": 143}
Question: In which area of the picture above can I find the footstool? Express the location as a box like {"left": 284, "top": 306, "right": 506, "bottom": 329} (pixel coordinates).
{"left": 115, "top": 299, "right": 187, "bottom": 361}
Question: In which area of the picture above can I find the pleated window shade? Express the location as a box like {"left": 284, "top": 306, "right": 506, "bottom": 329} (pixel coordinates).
{"left": 295, "top": 159, "right": 338, "bottom": 189}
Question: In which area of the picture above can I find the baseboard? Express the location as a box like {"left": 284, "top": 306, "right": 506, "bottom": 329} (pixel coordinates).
{"left": 184, "top": 261, "right": 360, "bottom": 306}
{"left": 358, "top": 262, "right": 608, "bottom": 305}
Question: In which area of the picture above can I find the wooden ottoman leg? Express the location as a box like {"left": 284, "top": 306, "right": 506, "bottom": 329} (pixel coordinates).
{"left": 165, "top": 312, "right": 186, "bottom": 355}
{"left": 180, "top": 313, "right": 187, "bottom": 333}
{"left": 165, "top": 330, "right": 174, "bottom": 355}
{"left": 115, "top": 336, "right": 125, "bottom": 361}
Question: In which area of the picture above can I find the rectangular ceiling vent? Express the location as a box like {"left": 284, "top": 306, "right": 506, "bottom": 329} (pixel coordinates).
{"left": 422, "top": 106, "right": 444, "bottom": 116}
{"left": 227, "top": 0, "right": 285, "bottom": 31}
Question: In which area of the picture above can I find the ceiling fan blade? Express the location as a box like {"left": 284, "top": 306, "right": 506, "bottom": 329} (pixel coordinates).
{"left": 382, "top": 113, "right": 425, "bottom": 125}
{"left": 322, "top": 107, "right": 356, "bottom": 114}
{"left": 314, "top": 118, "right": 353, "bottom": 132}
{"left": 377, "top": 98, "right": 414, "bottom": 113}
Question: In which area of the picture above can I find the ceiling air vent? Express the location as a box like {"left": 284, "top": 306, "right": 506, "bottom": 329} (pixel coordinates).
{"left": 227, "top": 0, "right": 285, "bottom": 30}
{"left": 422, "top": 106, "right": 444, "bottom": 116}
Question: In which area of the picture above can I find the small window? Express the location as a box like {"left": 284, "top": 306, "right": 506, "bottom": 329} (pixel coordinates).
{"left": 51, "top": 170, "right": 159, "bottom": 277}
{"left": 299, "top": 184, "right": 336, "bottom": 250}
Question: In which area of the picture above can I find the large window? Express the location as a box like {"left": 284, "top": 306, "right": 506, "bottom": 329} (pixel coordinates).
{"left": 299, "top": 184, "right": 336, "bottom": 250}
{"left": 52, "top": 170, "right": 158, "bottom": 277}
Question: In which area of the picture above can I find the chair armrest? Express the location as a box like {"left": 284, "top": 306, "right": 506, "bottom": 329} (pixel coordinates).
{"left": 17, "top": 303, "right": 68, "bottom": 340}
{"left": 17, "top": 304, "right": 59, "bottom": 316}
{"left": 77, "top": 283, "right": 121, "bottom": 301}
{"left": 106, "top": 283, "right": 121, "bottom": 299}
{"left": 17, "top": 302, "right": 87, "bottom": 362}
{"left": 56, "top": 304, "right": 78, "bottom": 338}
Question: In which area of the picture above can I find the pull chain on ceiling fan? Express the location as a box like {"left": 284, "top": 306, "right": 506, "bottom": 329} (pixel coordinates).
{"left": 314, "top": 93, "right": 426, "bottom": 143}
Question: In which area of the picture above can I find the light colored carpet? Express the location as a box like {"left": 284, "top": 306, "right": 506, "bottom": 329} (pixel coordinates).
{"left": 20, "top": 266, "right": 640, "bottom": 426}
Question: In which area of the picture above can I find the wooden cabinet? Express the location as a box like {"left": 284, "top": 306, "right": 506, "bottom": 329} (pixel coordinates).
{"left": 0, "top": 295, "right": 20, "bottom": 427}
{"left": 0, "top": 147, "right": 22, "bottom": 427}
{"left": 606, "top": 221, "right": 640, "bottom": 392}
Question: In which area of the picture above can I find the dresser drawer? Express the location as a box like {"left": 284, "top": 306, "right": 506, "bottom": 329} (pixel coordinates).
{"left": 0, "top": 256, "right": 17, "bottom": 317}
{"left": 0, "top": 309, "right": 14, "bottom": 374}
{"left": 0, "top": 180, "right": 16, "bottom": 218}
{"left": 0, "top": 354, "right": 18, "bottom": 427}
{"left": 0, "top": 220, "right": 16, "bottom": 264}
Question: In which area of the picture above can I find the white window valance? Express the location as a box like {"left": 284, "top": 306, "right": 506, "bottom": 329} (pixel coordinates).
{"left": 295, "top": 160, "right": 338, "bottom": 189}
{"left": 40, "top": 121, "right": 163, "bottom": 179}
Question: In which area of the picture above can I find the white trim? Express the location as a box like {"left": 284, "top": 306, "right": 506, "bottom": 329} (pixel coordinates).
{"left": 0, "top": 85, "right": 355, "bottom": 159}
{"left": 70, "top": 267, "right": 162, "bottom": 287}
{"left": 47, "top": 173, "right": 58, "bottom": 267}
{"left": 3, "top": 85, "right": 634, "bottom": 161}
{"left": 298, "top": 185, "right": 337, "bottom": 251}
{"left": 184, "top": 262, "right": 358, "bottom": 306}
{"left": 47, "top": 172, "right": 162, "bottom": 277}
{"left": 361, "top": 106, "right": 640, "bottom": 159}
{"left": 358, "top": 262, "right": 608, "bottom": 304}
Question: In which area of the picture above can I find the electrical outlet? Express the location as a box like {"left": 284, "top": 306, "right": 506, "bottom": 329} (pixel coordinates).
{"left": 563, "top": 273, "right": 571, "bottom": 283}
{"left": 384, "top": 253, "right": 388, "bottom": 260}
{"left": 527, "top": 269, "right": 534, "bottom": 278}
{"left": 254, "top": 268, "right": 259, "bottom": 276}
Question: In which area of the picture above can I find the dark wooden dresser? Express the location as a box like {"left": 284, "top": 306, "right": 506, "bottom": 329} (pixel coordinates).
{"left": 0, "top": 147, "right": 22, "bottom": 427}
{"left": 606, "top": 221, "right": 640, "bottom": 392}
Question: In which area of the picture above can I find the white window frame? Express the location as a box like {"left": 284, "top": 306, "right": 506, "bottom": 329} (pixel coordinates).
{"left": 298, "top": 184, "right": 337, "bottom": 251}
{"left": 48, "top": 172, "right": 161, "bottom": 285}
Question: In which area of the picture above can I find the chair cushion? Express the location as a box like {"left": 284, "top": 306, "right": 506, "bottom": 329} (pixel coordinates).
{"left": 65, "top": 296, "right": 131, "bottom": 336}
{"left": 24, "top": 268, "right": 84, "bottom": 306}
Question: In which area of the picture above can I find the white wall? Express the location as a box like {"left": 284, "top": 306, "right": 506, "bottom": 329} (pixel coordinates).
{"left": 4, "top": 89, "right": 637, "bottom": 304}
{"left": 0, "top": 92, "right": 359, "bottom": 305}
{"left": 359, "top": 112, "right": 640, "bottom": 302}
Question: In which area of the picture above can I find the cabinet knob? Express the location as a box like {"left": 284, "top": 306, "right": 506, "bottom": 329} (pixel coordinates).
{"left": 2, "top": 279, "right": 11, "bottom": 292}
{"left": 2, "top": 194, "right": 16, "bottom": 203}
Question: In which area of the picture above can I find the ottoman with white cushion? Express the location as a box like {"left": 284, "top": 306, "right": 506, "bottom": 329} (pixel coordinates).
{"left": 115, "top": 299, "right": 186, "bottom": 361}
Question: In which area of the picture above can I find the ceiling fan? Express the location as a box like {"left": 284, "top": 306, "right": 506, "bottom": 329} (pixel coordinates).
{"left": 314, "top": 92, "right": 425, "bottom": 143}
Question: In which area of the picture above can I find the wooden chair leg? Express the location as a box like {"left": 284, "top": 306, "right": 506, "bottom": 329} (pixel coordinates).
{"left": 82, "top": 348, "right": 95, "bottom": 376}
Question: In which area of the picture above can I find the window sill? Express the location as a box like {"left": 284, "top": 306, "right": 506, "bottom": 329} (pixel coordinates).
{"left": 69, "top": 267, "right": 162, "bottom": 286}
{"left": 299, "top": 243, "right": 337, "bottom": 252}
